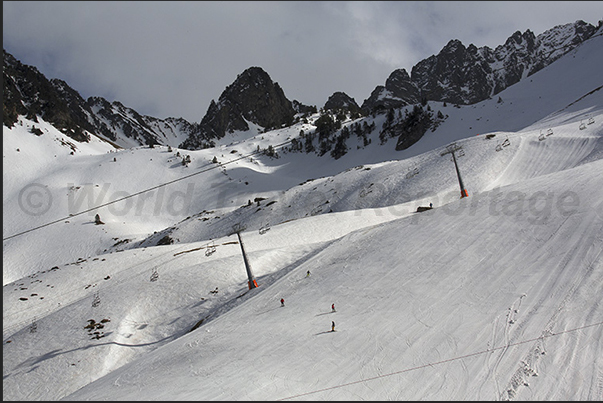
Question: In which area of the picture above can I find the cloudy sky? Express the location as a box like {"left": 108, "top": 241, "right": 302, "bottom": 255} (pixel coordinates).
{"left": 3, "top": 1, "right": 602, "bottom": 122}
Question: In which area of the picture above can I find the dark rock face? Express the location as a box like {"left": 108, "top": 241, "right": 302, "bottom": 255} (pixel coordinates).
{"left": 384, "top": 69, "right": 422, "bottom": 105}
{"left": 361, "top": 69, "right": 420, "bottom": 111}
{"left": 362, "top": 20, "right": 599, "bottom": 111}
{"left": 3, "top": 50, "right": 91, "bottom": 142}
{"left": 323, "top": 91, "right": 361, "bottom": 113}
{"left": 180, "top": 67, "right": 296, "bottom": 149}
{"left": 487, "top": 30, "right": 538, "bottom": 94}
{"left": 292, "top": 99, "right": 317, "bottom": 115}
{"left": 411, "top": 39, "right": 492, "bottom": 106}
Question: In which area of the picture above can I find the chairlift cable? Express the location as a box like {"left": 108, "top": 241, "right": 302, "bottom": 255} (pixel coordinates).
{"left": 277, "top": 321, "right": 603, "bottom": 400}
{"left": 3, "top": 138, "right": 296, "bottom": 241}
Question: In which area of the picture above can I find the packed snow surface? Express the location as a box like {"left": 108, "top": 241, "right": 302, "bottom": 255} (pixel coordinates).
{"left": 3, "top": 29, "right": 603, "bottom": 401}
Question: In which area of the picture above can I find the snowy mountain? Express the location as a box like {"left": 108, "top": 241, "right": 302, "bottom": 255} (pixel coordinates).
{"left": 3, "top": 49, "right": 196, "bottom": 149}
{"left": 323, "top": 91, "right": 362, "bottom": 114}
{"left": 179, "top": 66, "right": 300, "bottom": 150}
{"left": 362, "top": 20, "right": 600, "bottom": 110}
{"left": 3, "top": 22, "right": 603, "bottom": 401}
{"left": 85, "top": 97, "right": 196, "bottom": 149}
{"left": 6, "top": 21, "right": 599, "bottom": 154}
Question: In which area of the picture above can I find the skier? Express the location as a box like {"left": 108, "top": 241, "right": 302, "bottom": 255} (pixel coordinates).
{"left": 280, "top": 298, "right": 285, "bottom": 307}
{"left": 331, "top": 303, "right": 336, "bottom": 312}
{"left": 306, "top": 270, "right": 311, "bottom": 277}
{"left": 429, "top": 202, "right": 433, "bottom": 208}
{"left": 94, "top": 213, "right": 104, "bottom": 225}
{"left": 331, "top": 321, "right": 335, "bottom": 332}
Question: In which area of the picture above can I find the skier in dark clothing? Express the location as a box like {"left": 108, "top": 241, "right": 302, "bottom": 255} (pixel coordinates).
{"left": 94, "top": 214, "right": 104, "bottom": 225}
{"left": 331, "top": 321, "right": 335, "bottom": 332}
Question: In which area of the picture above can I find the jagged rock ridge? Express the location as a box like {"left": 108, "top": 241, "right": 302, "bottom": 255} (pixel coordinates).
{"left": 5, "top": 19, "right": 601, "bottom": 153}
{"left": 362, "top": 20, "right": 600, "bottom": 110}
{"left": 3, "top": 49, "right": 197, "bottom": 148}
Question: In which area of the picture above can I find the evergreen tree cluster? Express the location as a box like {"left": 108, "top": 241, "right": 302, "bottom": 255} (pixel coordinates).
{"left": 258, "top": 144, "right": 279, "bottom": 159}
{"left": 377, "top": 104, "right": 447, "bottom": 151}
{"left": 284, "top": 111, "right": 375, "bottom": 160}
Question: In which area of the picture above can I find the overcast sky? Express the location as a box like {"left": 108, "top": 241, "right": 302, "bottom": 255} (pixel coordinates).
{"left": 3, "top": 1, "right": 603, "bottom": 122}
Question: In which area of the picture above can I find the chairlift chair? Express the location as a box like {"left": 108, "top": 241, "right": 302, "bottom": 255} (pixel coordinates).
{"left": 205, "top": 242, "right": 217, "bottom": 256}
{"left": 579, "top": 121, "right": 586, "bottom": 130}
{"left": 495, "top": 144, "right": 503, "bottom": 152}
{"left": 502, "top": 138, "right": 510, "bottom": 147}
{"left": 538, "top": 132, "right": 546, "bottom": 141}
{"left": 405, "top": 167, "right": 419, "bottom": 179}
{"left": 588, "top": 117, "right": 595, "bottom": 125}
{"left": 546, "top": 128, "right": 553, "bottom": 136}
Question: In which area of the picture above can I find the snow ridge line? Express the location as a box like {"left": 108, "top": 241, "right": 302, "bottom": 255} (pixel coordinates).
{"left": 276, "top": 321, "right": 603, "bottom": 401}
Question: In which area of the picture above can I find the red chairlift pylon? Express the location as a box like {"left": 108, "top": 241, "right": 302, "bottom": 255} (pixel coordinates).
{"left": 440, "top": 143, "right": 469, "bottom": 198}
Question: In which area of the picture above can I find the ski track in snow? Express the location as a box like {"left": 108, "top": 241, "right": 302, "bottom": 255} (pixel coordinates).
{"left": 3, "top": 31, "right": 603, "bottom": 401}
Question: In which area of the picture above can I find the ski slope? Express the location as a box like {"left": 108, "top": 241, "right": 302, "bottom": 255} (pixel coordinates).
{"left": 4, "top": 28, "right": 603, "bottom": 285}
{"left": 3, "top": 99, "right": 602, "bottom": 400}
{"left": 3, "top": 27, "right": 603, "bottom": 402}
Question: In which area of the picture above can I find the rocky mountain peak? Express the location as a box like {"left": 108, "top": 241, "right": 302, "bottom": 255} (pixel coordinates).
{"left": 384, "top": 68, "right": 421, "bottom": 103}
{"left": 180, "top": 66, "right": 296, "bottom": 149}
{"left": 361, "top": 68, "right": 420, "bottom": 111}
{"left": 3, "top": 50, "right": 91, "bottom": 142}
{"left": 441, "top": 38, "right": 463, "bottom": 52}
{"left": 323, "top": 91, "right": 361, "bottom": 113}
{"left": 385, "top": 68, "right": 411, "bottom": 87}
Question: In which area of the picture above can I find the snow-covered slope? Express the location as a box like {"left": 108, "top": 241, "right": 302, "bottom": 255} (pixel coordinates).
{"left": 5, "top": 30, "right": 601, "bottom": 284}
{"left": 3, "top": 27, "right": 603, "bottom": 402}
{"left": 3, "top": 109, "right": 602, "bottom": 399}
{"left": 61, "top": 158, "right": 603, "bottom": 401}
